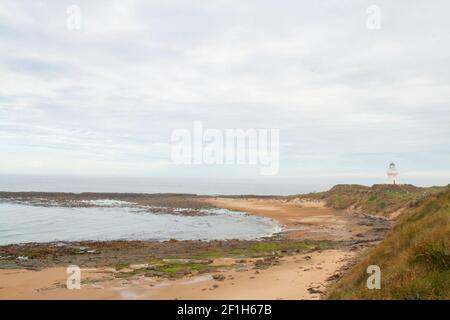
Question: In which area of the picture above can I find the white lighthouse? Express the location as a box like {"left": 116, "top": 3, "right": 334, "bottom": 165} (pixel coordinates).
{"left": 387, "top": 162, "right": 398, "bottom": 184}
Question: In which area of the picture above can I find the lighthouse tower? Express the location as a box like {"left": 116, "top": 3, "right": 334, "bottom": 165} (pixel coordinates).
{"left": 387, "top": 162, "right": 398, "bottom": 184}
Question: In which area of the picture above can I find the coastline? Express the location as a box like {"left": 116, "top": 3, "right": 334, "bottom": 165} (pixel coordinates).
{"left": 0, "top": 194, "right": 389, "bottom": 300}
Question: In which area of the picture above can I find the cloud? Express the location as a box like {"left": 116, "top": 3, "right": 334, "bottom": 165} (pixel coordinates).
{"left": 0, "top": 0, "right": 449, "bottom": 189}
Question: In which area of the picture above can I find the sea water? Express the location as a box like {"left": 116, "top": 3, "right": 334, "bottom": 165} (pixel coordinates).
{"left": 0, "top": 202, "right": 282, "bottom": 245}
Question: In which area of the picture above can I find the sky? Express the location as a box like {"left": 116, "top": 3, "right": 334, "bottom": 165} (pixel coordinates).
{"left": 0, "top": 0, "right": 449, "bottom": 193}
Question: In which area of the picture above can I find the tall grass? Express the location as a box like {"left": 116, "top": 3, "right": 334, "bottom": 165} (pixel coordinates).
{"left": 292, "top": 184, "right": 446, "bottom": 217}
{"left": 328, "top": 188, "right": 450, "bottom": 300}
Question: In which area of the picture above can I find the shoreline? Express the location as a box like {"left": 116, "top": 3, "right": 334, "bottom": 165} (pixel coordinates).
{"left": 203, "top": 197, "right": 390, "bottom": 242}
{"left": 0, "top": 194, "right": 390, "bottom": 299}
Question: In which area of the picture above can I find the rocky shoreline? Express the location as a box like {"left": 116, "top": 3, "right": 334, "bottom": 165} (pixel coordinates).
{"left": 0, "top": 238, "right": 342, "bottom": 269}
{"left": 0, "top": 192, "right": 212, "bottom": 216}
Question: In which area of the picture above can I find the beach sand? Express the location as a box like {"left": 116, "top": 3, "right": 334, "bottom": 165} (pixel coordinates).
{"left": 205, "top": 197, "right": 375, "bottom": 241}
{"left": 0, "top": 249, "right": 354, "bottom": 300}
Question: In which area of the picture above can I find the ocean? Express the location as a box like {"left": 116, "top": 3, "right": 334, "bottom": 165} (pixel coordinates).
{"left": 0, "top": 174, "right": 329, "bottom": 195}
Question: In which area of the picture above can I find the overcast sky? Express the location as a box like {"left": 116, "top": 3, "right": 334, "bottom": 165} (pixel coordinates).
{"left": 0, "top": 0, "right": 449, "bottom": 191}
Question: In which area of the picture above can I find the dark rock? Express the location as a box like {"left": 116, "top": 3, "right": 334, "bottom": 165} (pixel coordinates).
{"left": 212, "top": 274, "right": 225, "bottom": 281}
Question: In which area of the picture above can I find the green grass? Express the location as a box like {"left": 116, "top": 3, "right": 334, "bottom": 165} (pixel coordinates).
{"left": 291, "top": 184, "right": 446, "bottom": 217}
{"left": 328, "top": 188, "right": 450, "bottom": 300}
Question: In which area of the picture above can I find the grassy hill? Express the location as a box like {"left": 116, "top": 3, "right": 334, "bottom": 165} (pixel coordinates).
{"left": 328, "top": 187, "right": 450, "bottom": 299}
{"left": 291, "top": 184, "right": 445, "bottom": 217}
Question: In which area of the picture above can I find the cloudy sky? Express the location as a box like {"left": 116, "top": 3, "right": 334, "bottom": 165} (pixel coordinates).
{"left": 0, "top": 0, "right": 449, "bottom": 193}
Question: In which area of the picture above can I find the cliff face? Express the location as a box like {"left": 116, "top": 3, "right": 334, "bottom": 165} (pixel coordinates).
{"left": 328, "top": 188, "right": 450, "bottom": 299}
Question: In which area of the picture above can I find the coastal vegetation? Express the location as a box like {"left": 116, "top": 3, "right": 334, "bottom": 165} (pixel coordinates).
{"left": 328, "top": 187, "right": 450, "bottom": 299}
{"left": 291, "top": 184, "right": 446, "bottom": 217}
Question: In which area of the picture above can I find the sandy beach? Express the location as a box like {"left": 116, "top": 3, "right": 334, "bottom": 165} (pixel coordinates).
{"left": 205, "top": 197, "right": 380, "bottom": 241}
{"left": 0, "top": 196, "right": 386, "bottom": 300}
{"left": 0, "top": 249, "right": 354, "bottom": 300}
